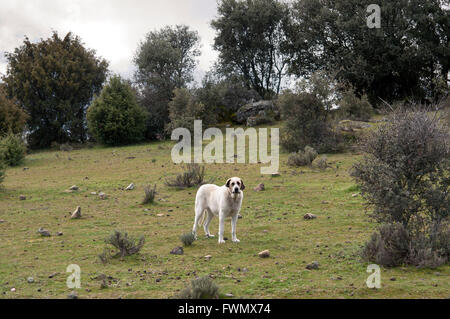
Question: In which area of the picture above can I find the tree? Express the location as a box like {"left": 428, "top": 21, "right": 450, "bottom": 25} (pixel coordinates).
{"left": 288, "top": 0, "right": 450, "bottom": 104}
{"left": 0, "top": 85, "right": 28, "bottom": 136}
{"left": 2, "top": 32, "right": 108, "bottom": 148}
{"left": 212, "top": 0, "right": 291, "bottom": 98}
{"left": 133, "top": 25, "right": 201, "bottom": 139}
{"left": 86, "top": 75, "right": 148, "bottom": 146}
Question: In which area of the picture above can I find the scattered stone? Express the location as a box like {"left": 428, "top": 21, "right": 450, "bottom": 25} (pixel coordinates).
{"left": 306, "top": 261, "right": 320, "bottom": 270}
{"left": 321, "top": 200, "right": 329, "bottom": 204}
{"left": 67, "top": 291, "right": 78, "bottom": 299}
{"left": 27, "top": 277, "right": 34, "bottom": 283}
{"left": 0, "top": 219, "right": 5, "bottom": 223}
{"left": 238, "top": 214, "right": 243, "bottom": 219}
{"left": 23, "top": 167, "right": 29, "bottom": 170}
{"left": 204, "top": 255, "right": 212, "bottom": 261}
{"left": 253, "top": 183, "right": 265, "bottom": 191}
{"left": 98, "top": 192, "right": 107, "bottom": 200}
{"left": 352, "top": 193, "right": 358, "bottom": 198}
{"left": 19, "top": 195, "right": 26, "bottom": 200}
{"left": 303, "top": 213, "right": 317, "bottom": 220}
{"left": 56, "top": 232, "right": 63, "bottom": 236}
{"left": 157, "top": 214, "right": 164, "bottom": 217}
{"left": 125, "top": 183, "right": 135, "bottom": 191}
{"left": 71, "top": 206, "right": 81, "bottom": 219}
{"left": 225, "top": 293, "right": 234, "bottom": 297}
{"left": 10, "top": 288, "right": 16, "bottom": 292}
{"left": 170, "top": 247, "right": 184, "bottom": 255}
{"left": 48, "top": 272, "right": 59, "bottom": 278}
{"left": 69, "top": 185, "right": 79, "bottom": 191}
{"left": 90, "top": 192, "right": 97, "bottom": 195}
{"left": 258, "top": 250, "right": 270, "bottom": 258}
{"left": 38, "top": 227, "right": 51, "bottom": 237}
{"left": 390, "top": 277, "right": 396, "bottom": 281}
{"left": 271, "top": 173, "right": 280, "bottom": 177}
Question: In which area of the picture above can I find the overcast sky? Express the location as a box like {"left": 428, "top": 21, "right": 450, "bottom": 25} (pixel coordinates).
{"left": 0, "top": 0, "right": 219, "bottom": 83}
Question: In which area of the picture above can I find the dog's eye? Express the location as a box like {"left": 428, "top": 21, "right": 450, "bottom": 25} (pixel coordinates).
{"left": 231, "top": 182, "right": 234, "bottom": 186}
{"left": 236, "top": 181, "right": 240, "bottom": 185}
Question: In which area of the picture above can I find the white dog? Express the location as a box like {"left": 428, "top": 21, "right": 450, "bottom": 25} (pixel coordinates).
{"left": 192, "top": 177, "right": 244, "bottom": 244}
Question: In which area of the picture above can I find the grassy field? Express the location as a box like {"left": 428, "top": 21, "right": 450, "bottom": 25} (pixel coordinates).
{"left": 0, "top": 124, "right": 448, "bottom": 299}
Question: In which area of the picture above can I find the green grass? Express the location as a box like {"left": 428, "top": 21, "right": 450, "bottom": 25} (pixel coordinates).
{"left": 0, "top": 134, "right": 448, "bottom": 299}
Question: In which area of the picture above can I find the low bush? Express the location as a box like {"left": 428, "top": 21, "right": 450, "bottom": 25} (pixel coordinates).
{"left": 104, "top": 230, "right": 145, "bottom": 258}
{"left": 176, "top": 276, "right": 219, "bottom": 299}
{"left": 142, "top": 184, "right": 157, "bottom": 205}
{"left": 180, "top": 232, "right": 196, "bottom": 246}
{"left": 0, "top": 160, "right": 5, "bottom": 185}
{"left": 0, "top": 133, "right": 26, "bottom": 166}
{"left": 165, "top": 164, "right": 211, "bottom": 188}
{"left": 287, "top": 146, "right": 318, "bottom": 167}
{"left": 315, "top": 156, "right": 329, "bottom": 170}
{"left": 338, "top": 87, "right": 373, "bottom": 121}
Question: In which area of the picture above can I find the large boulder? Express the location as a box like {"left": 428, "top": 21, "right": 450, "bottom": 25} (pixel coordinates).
{"left": 236, "top": 100, "right": 279, "bottom": 125}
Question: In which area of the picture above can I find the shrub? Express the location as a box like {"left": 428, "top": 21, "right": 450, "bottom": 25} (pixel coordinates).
{"left": 278, "top": 90, "right": 341, "bottom": 153}
{"left": 87, "top": 75, "right": 148, "bottom": 146}
{"left": 353, "top": 107, "right": 449, "bottom": 267}
{"left": 338, "top": 87, "right": 373, "bottom": 121}
{"left": 176, "top": 276, "right": 219, "bottom": 299}
{"left": 165, "top": 164, "right": 211, "bottom": 188}
{"left": 0, "top": 133, "right": 26, "bottom": 166}
{"left": 315, "top": 156, "right": 329, "bottom": 170}
{"left": 104, "top": 230, "right": 145, "bottom": 258}
{"left": 0, "top": 160, "right": 5, "bottom": 185}
{"left": 180, "top": 232, "right": 196, "bottom": 246}
{"left": 0, "top": 86, "right": 28, "bottom": 136}
{"left": 287, "top": 146, "right": 318, "bottom": 167}
{"left": 59, "top": 143, "right": 73, "bottom": 152}
{"left": 142, "top": 184, "right": 157, "bottom": 205}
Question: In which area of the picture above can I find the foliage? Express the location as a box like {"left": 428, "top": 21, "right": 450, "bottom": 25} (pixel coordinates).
{"left": 2, "top": 31, "right": 108, "bottom": 148}
{"left": 142, "top": 184, "right": 157, "bottom": 205}
{"left": 315, "top": 156, "right": 329, "bottom": 170}
{"left": 134, "top": 25, "right": 200, "bottom": 139}
{"left": 176, "top": 276, "right": 219, "bottom": 299}
{"left": 87, "top": 75, "right": 148, "bottom": 146}
{"left": 212, "top": 0, "right": 291, "bottom": 98}
{"left": 287, "top": 146, "right": 318, "bottom": 167}
{"left": 0, "top": 85, "right": 28, "bottom": 136}
{"left": 278, "top": 90, "right": 341, "bottom": 153}
{"left": 338, "top": 87, "right": 373, "bottom": 121}
{"left": 288, "top": 0, "right": 450, "bottom": 104}
{"left": 0, "top": 133, "right": 26, "bottom": 166}
{"left": 165, "top": 164, "right": 211, "bottom": 188}
{"left": 104, "top": 230, "right": 145, "bottom": 258}
{"left": 354, "top": 107, "right": 449, "bottom": 268}
{"left": 0, "top": 160, "right": 5, "bottom": 185}
{"left": 180, "top": 232, "right": 196, "bottom": 246}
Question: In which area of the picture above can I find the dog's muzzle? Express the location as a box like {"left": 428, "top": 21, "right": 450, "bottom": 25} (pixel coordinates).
{"left": 233, "top": 188, "right": 240, "bottom": 194}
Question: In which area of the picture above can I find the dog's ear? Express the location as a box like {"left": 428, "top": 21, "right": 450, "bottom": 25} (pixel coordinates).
{"left": 240, "top": 179, "right": 245, "bottom": 190}
{"left": 226, "top": 178, "right": 231, "bottom": 188}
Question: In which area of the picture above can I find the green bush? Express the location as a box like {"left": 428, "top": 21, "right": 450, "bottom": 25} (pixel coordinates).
{"left": 0, "top": 160, "right": 6, "bottom": 185}
{"left": 0, "top": 86, "right": 28, "bottom": 136}
{"left": 287, "top": 146, "right": 318, "bottom": 167}
{"left": 176, "top": 276, "right": 219, "bottom": 299}
{"left": 142, "top": 184, "right": 156, "bottom": 205}
{"left": 0, "top": 133, "right": 26, "bottom": 166}
{"left": 338, "top": 87, "right": 373, "bottom": 121}
{"left": 180, "top": 232, "right": 196, "bottom": 246}
{"left": 87, "top": 75, "right": 148, "bottom": 146}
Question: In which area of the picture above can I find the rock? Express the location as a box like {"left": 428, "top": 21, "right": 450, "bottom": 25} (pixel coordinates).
{"left": 321, "top": 200, "right": 329, "bottom": 204}
{"left": 69, "top": 185, "right": 79, "bottom": 191}
{"left": 71, "top": 206, "right": 81, "bottom": 219}
{"left": 98, "top": 192, "right": 107, "bottom": 200}
{"left": 390, "top": 277, "right": 396, "bottom": 281}
{"left": 306, "top": 261, "right": 320, "bottom": 270}
{"left": 10, "top": 288, "right": 16, "bottom": 292}
{"left": 27, "top": 277, "right": 34, "bottom": 283}
{"left": 0, "top": 219, "right": 6, "bottom": 223}
{"left": 352, "top": 193, "right": 358, "bottom": 198}
{"left": 19, "top": 195, "right": 26, "bottom": 200}
{"left": 337, "top": 120, "right": 372, "bottom": 132}
{"left": 303, "top": 213, "right": 317, "bottom": 220}
{"left": 48, "top": 272, "right": 59, "bottom": 278}
{"left": 225, "top": 293, "right": 234, "bottom": 297}
{"left": 204, "top": 255, "right": 212, "bottom": 260}
{"left": 258, "top": 250, "right": 270, "bottom": 258}
{"left": 253, "top": 183, "right": 265, "bottom": 191}
{"left": 271, "top": 173, "right": 280, "bottom": 177}
{"left": 170, "top": 247, "right": 184, "bottom": 255}
{"left": 23, "top": 167, "right": 29, "bottom": 170}
{"left": 238, "top": 214, "right": 243, "bottom": 219}
{"left": 67, "top": 291, "right": 78, "bottom": 299}
{"left": 38, "top": 228, "right": 51, "bottom": 237}
{"left": 90, "top": 192, "right": 97, "bottom": 195}
{"left": 236, "top": 100, "right": 279, "bottom": 124}
{"left": 56, "top": 232, "right": 63, "bottom": 236}
{"left": 125, "top": 183, "right": 135, "bottom": 191}
{"left": 157, "top": 214, "right": 164, "bottom": 217}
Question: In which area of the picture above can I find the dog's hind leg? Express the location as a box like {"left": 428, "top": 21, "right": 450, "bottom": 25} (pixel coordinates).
{"left": 192, "top": 205, "right": 204, "bottom": 240}
{"left": 203, "top": 210, "right": 215, "bottom": 238}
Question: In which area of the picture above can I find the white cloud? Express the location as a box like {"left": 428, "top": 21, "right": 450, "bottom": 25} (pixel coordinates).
{"left": 0, "top": 0, "right": 219, "bottom": 81}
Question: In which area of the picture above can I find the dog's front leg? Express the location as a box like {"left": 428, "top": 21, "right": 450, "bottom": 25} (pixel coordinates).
{"left": 231, "top": 214, "right": 240, "bottom": 243}
{"left": 218, "top": 212, "right": 225, "bottom": 244}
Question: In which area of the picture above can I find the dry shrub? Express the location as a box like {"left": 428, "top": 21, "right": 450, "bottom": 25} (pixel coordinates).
{"left": 176, "top": 276, "right": 219, "bottom": 299}
{"left": 142, "top": 184, "right": 156, "bottom": 204}
{"left": 287, "top": 146, "right": 317, "bottom": 167}
{"left": 165, "top": 164, "right": 212, "bottom": 188}
{"left": 180, "top": 232, "right": 196, "bottom": 246}
{"left": 104, "top": 230, "right": 145, "bottom": 258}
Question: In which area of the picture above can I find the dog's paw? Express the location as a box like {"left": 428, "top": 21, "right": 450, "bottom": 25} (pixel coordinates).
{"left": 232, "top": 238, "right": 240, "bottom": 243}
{"left": 206, "top": 234, "right": 215, "bottom": 238}
{"left": 218, "top": 239, "right": 226, "bottom": 244}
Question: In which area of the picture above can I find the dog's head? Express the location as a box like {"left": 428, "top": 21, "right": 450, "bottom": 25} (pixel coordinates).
{"left": 226, "top": 177, "right": 245, "bottom": 194}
